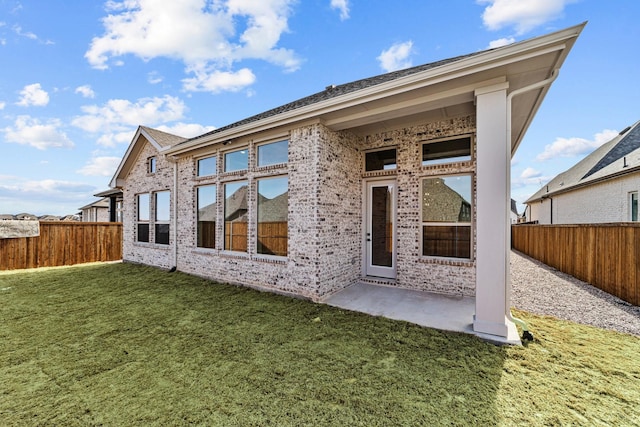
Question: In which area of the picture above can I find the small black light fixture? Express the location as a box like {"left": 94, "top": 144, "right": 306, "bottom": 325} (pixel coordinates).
{"left": 222, "top": 139, "right": 233, "bottom": 146}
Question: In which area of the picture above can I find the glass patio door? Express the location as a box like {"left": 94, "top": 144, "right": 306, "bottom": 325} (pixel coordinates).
{"left": 365, "top": 180, "right": 396, "bottom": 279}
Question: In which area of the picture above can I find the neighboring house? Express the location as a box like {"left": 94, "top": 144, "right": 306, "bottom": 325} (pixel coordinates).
{"left": 79, "top": 198, "right": 110, "bottom": 222}
{"left": 94, "top": 188, "right": 124, "bottom": 222}
{"left": 510, "top": 199, "right": 520, "bottom": 224}
{"left": 109, "top": 24, "right": 583, "bottom": 342}
{"left": 38, "top": 215, "right": 61, "bottom": 221}
{"left": 15, "top": 213, "right": 38, "bottom": 221}
{"left": 526, "top": 119, "right": 640, "bottom": 224}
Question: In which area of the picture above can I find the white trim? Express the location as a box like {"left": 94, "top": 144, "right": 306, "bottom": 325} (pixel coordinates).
{"left": 364, "top": 178, "right": 397, "bottom": 279}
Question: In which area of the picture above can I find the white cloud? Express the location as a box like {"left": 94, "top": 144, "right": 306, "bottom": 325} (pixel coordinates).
{"left": 85, "top": 0, "right": 300, "bottom": 93}
{"left": 377, "top": 41, "right": 414, "bottom": 72}
{"left": 96, "top": 131, "right": 135, "bottom": 148}
{"left": 478, "top": 0, "right": 575, "bottom": 35}
{"left": 536, "top": 129, "right": 618, "bottom": 161}
{"left": 182, "top": 67, "right": 256, "bottom": 93}
{"left": 72, "top": 95, "right": 186, "bottom": 133}
{"left": 12, "top": 24, "right": 54, "bottom": 44}
{"left": 521, "top": 167, "right": 542, "bottom": 179}
{"left": 0, "top": 101, "right": 5, "bottom": 110}
{"left": 3, "top": 115, "right": 74, "bottom": 150}
{"left": 330, "top": 0, "right": 350, "bottom": 20}
{"left": 148, "top": 71, "right": 163, "bottom": 84}
{"left": 13, "top": 24, "right": 37, "bottom": 40}
{"left": 16, "top": 83, "right": 49, "bottom": 107}
{"left": 75, "top": 85, "right": 96, "bottom": 98}
{"left": 0, "top": 176, "right": 96, "bottom": 215}
{"left": 488, "top": 37, "right": 516, "bottom": 48}
{"left": 156, "top": 122, "right": 216, "bottom": 138}
{"left": 512, "top": 167, "right": 551, "bottom": 188}
{"left": 77, "top": 156, "right": 121, "bottom": 177}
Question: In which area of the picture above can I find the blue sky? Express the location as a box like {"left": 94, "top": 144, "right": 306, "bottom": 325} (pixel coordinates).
{"left": 0, "top": 0, "right": 638, "bottom": 216}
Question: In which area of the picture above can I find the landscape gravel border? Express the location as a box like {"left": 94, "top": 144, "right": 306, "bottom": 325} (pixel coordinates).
{"left": 510, "top": 250, "right": 640, "bottom": 337}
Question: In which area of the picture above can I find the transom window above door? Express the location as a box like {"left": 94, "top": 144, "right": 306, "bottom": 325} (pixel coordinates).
{"left": 365, "top": 148, "right": 397, "bottom": 171}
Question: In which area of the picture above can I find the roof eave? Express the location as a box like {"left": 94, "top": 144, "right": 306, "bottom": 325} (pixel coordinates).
{"left": 166, "top": 23, "right": 585, "bottom": 157}
{"left": 526, "top": 164, "right": 640, "bottom": 203}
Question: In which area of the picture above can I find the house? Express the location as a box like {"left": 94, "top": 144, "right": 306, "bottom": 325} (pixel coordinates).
{"left": 109, "top": 24, "right": 584, "bottom": 342}
{"left": 93, "top": 188, "right": 124, "bottom": 222}
{"left": 79, "top": 198, "right": 110, "bottom": 222}
{"left": 510, "top": 199, "right": 520, "bottom": 224}
{"left": 526, "top": 119, "right": 640, "bottom": 224}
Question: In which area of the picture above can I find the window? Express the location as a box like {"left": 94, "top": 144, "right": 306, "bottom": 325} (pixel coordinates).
{"left": 197, "top": 185, "right": 217, "bottom": 248}
{"left": 631, "top": 192, "right": 638, "bottom": 222}
{"left": 137, "top": 193, "right": 150, "bottom": 242}
{"left": 148, "top": 157, "right": 157, "bottom": 174}
{"left": 365, "top": 149, "right": 397, "bottom": 171}
{"left": 197, "top": 156, "right": 217, "bottom": 177}
{"left": 116, "top": 200, "right": 123, "bottom": 222}
{"left": 257, "top": 176, "right": 288, "bottom": 256}
{"left": 224, "top": 149, "right": 248, "bottom": 172}
{"left": 422, "top": 175, "right": 472, "bottom": 259}
{"left": 224, "top": 181, "right": 248, "bottom": 251}
{"left": 422, "top": 136, "right": 471, "bottom": 166}
{"left": 258, "top": 140, "right": 288, "bottom": 167}
{"left": 154, "top": 191, "right": 170, "bottom": 245}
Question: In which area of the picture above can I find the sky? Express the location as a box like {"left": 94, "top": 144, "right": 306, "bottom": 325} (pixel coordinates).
{"left": 0, "top": 0, "right": 638, "bottom": 216}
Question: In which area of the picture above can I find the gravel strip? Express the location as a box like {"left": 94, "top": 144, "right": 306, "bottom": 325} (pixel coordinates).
{"left": 510, "top": 250, "right": 640, "bottom": 337}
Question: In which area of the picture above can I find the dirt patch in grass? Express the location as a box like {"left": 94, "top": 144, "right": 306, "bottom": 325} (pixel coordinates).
{"left": 1, "top": 263, "right": 639, "bottom": 426}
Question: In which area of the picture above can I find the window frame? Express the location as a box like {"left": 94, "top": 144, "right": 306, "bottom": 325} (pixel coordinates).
{"left": 421, "top": 134, "right": 473, "bottom": 167}
{"left": 224, "top": 148, "right": 249, "bottom": 173}
{"left": 148, "top": 157, "right": 157, "bottom": 174}
{"left": 136, "top": 193, "right": 150, "bottom": 243}
{"left": 197, "top": 155, "right": 217, "bottom": 177}
{"left": 630, "top": 191, "right": 639, "bottom": 222}
{"left": 196, "top": 184, "right": 217, "bottom": 249}
{"left": 257, "top": 139, "right": 289, "bottom": 168}
{"left": 420, "top": 173, "right": 474, "bottom": 261}
{"left": 364, "top": 147, "right": 398, "bottom": 172}
{"left": 223, "top": 180, "right": 249, "bottom": 252}
{"left": 154, "top": 190, "right": 171, "bottom": 245}
{"left": 256, "top": 175, "right": 288, "bottom": 257}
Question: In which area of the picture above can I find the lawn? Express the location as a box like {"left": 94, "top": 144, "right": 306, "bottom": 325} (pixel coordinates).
{"left": 1, "top": 263, "right": 639, "bottom": 426}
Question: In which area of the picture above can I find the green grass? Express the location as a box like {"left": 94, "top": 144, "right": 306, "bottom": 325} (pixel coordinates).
{"left": 1, "top": 263, "right": 639, "bottom": 426}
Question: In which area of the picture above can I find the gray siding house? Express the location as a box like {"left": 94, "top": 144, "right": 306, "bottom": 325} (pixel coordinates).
{"left": 110, "top": 24, "right": 584, "bottom": 342}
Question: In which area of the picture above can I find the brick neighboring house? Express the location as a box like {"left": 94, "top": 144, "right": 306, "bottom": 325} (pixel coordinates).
{"left": 79, "top": 198, "right": 110, "bottom": 222}
{"left": 110, "top": 24, "right": 584, "bottom": 342}
{"left": 526, "top": 119, "right": 640, "bottom": 224}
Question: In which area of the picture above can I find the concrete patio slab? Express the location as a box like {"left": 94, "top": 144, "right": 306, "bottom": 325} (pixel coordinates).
{"left": 322, "top": 282, "right": 521, "bottom": 345}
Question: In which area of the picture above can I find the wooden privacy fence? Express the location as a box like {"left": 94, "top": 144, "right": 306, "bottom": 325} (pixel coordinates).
{"left": 511, "top": 223, "right": 640, "bottom": 306}
{"left": 0, "top": 222, "right": 123, "bottom": 271}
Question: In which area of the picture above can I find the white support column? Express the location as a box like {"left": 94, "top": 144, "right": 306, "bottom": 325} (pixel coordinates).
{"left": 473, "top": 82, "right": 517, "bottom": 339}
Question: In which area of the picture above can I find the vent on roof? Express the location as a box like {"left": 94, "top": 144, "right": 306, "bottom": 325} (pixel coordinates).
{"left": 325, "top": 84, "right": 336, "bottom": 90}
{"left": 619, "top": 126, "right": 631, "bottom": 135}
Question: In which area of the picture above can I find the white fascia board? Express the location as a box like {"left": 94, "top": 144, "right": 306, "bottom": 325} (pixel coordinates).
{"left": 166, "top": 23, "right": 585, "bottom": 157}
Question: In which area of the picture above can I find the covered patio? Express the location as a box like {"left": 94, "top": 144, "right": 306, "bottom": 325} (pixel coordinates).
{"left": 323, "top": 282, "right": 521, "bottom": 345}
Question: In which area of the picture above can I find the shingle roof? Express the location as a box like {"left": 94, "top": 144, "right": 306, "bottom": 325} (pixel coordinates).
{"left": 526, "top": 120, "right": 640, "bottom": 203}
{"left": 141, "top": 126, "right": 187, "bottom": 148}
{"left": 179, "top": 51, "right": 487, "bottom": 145}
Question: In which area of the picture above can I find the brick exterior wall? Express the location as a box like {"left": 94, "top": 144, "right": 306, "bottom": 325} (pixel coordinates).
{"left": 529, "top": 172, "right": 640, "bottom": 224}
{"left": 122, "top": 115, "right": 478, "bottom": 300}
{"left": 122, "top": 138, "right": 174, "bottom": 269}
